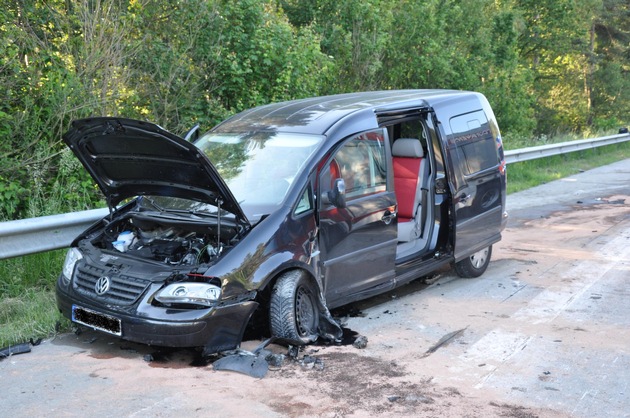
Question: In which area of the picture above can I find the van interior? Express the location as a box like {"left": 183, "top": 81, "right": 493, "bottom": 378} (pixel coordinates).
{"left": 386, "top": 118, "right": 439, "bottom": 260}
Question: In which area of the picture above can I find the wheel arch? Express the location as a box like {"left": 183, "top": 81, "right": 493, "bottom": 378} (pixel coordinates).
{"left": 254, "top": 263, "right": 321, "bottom": 313}
{"left": 244, "top": 262, "right": 322, "bottom": 338}
{"left": 251, "top": 264, "right": 342, "bottom": 343}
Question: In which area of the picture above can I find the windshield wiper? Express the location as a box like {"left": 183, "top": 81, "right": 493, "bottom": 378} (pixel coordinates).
{"left": 139, "top": 196, "right": 166, "bottom": 212}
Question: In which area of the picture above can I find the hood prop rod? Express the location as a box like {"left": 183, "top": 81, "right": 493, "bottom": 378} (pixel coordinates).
{"left": 216, "top": 198, "right": 223, "bottom": 255}
{"left": 106, "top": 196, "right": 115, "bottom": 221}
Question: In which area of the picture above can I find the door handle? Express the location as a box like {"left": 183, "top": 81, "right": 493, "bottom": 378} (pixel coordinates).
{"left": 458, "top": 193, "right": 471, "bottom": 204}
{"left": 381, "top": 209, "right": 397, "bottom": 224}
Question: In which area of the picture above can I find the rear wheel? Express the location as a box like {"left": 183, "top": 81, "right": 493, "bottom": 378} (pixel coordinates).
{"left": 270, "top": 270, "right": 320, "bottom": 343}
{"left": 454, "top": 245, "right": 492, "bottom": 278}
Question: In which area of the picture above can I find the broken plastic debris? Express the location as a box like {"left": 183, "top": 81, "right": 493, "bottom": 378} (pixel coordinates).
{"left": 0, "top": 338, "right": 41, "bottom": 361}
{"left": 301, "top": 355, "right": 316, "bottom": 368}
{"left": 352, "top": 335, "right": 368, "bottom": 349}
{"left": 212, "top": 338, "right": 329, "bottom": 377}
{"left": 300, "top": 354, "right": 324, "bottom": 370}
{"left": 265, "top": 352, "right": 285, "bottom": 368}
{"left": 0, "top": 343, "right": 31, "bottom": 359}
{"left": 213, "top": 351, "right": 269, "bottom": 378}
{"left": 422, "top": 327, "right": 468, "bottom": 358}
{"left": 317, "top": 311, "right": 344, "bottom": 343}
{"left": 287, "top": 345, "right": 300, "bottom": 360}
{"left": 212, "top": 337, "right": 297, "bottom": 378}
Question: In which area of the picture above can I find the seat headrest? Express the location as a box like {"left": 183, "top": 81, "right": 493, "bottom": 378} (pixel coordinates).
{"left": 392, "top": 138, "right": 424, "bottom": 158}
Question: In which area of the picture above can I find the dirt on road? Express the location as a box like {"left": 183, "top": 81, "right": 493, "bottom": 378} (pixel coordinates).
{"left": 2, "top": 187, "right": 629, "bottom": 417}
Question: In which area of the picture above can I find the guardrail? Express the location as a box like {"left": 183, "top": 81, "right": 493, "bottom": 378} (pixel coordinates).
{"left": 1, "top": 132, "right": 629, "bottom": 260}
{"left": 0, "top": 208, "right": 108, "bottom": 259}
{"left": 503, "top": 132, "right": 630, "bottom": 164}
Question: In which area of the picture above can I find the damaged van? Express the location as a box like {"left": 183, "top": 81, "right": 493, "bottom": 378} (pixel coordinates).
{"left": 56, "top": 90, "right": 507, "bottom": 354}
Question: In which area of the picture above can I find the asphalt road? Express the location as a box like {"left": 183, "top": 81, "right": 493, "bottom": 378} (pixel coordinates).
{"left": 1, "top": 159, "right": 629, "bottom": 417}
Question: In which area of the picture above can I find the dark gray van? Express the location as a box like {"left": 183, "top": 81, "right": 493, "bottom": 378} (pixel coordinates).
{"left": 57, "top": 90, "right": 507, "bottom": 353}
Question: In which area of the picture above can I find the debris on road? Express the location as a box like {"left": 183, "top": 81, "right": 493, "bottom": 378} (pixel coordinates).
{"left": 213, "top": 350, "right": 270, "bottom": 378}
{"left": 422, "top": 327, "right": 468, "bottom": 358}
{"left": 211, "top": 337, "right": 327, "bottom": 378}
{"left": 0, "top": 342, "right": 31, "bottom": 360}
{"left": 352, "top": 335, "right": 368, "bottom": 349}
{"left": 0, "top": 338, "right": 42, "bottom": 361}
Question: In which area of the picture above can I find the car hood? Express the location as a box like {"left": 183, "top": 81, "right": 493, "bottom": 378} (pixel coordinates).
{"left": 63, "top": 117, "right": 249, "bottom": 225}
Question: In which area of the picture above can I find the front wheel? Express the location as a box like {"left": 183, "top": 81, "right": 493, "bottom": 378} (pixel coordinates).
{"left": 270, "top": 270, "right": 320, "bottom": 344}
{"left": 454, "top": 245, "right": 492, "bottom": 278}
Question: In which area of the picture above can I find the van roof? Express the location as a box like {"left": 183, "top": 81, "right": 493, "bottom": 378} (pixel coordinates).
{"left": 212, "top": 89, "right": 477, "bottom": 136}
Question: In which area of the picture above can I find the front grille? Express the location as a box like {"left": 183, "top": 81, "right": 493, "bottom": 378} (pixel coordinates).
{"left": 74, "top": 263, "right": 151, "bottom": 305}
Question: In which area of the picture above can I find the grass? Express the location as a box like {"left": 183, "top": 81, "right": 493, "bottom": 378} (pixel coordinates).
{"left": 506, "top": 141, "right": 630, "bottom": 194}
{"left": 1, "top": 134, "right": 629, "bottom": 349}
{"left": 0, "top": 250, "right": 69, "bottom": 348}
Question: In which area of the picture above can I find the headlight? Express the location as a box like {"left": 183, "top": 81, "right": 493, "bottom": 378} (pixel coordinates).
{"left": 154, "top": 283, "right": 222, "bottom": 307}
{"left": 61, "top": 248, "right": 83, "bottom": 284}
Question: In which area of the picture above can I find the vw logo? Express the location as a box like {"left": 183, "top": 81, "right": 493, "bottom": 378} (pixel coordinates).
{"left": 95, "top": 276, "right": 111, "bottom": 295}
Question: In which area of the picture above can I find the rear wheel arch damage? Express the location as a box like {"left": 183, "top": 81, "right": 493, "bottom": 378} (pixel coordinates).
{"left": 269, "top": 269, "right": 342, "bottom": 345}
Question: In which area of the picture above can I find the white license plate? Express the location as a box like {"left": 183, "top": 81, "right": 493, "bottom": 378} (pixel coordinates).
{"left": 72, "top": 305, "right": 122, "bottom": 336}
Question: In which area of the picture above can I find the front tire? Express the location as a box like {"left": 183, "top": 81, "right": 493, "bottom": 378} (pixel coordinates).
{"left": 454, "top": 245, "right": 492, "bottom": 278}
{"left": 270, "top": 270, "right": 320, "bottom": 344}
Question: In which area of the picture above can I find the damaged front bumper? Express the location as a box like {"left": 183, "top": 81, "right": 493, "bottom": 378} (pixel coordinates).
{"left": 56, "top": 275, "right": 258, "bottom": 353}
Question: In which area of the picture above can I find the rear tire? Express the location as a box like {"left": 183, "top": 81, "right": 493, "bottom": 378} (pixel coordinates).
{"left": 270, "top": 270, "right": 320, "bottom": 344}
{"left": 454, "top": 245, "right": 492, "bottom": 278}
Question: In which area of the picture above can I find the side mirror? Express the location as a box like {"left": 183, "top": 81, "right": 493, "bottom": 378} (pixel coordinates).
{"left": 184, "top": 124, "right": 200, "bottom": 142}
{"left": 327, "top": 178, "right": 346, "bottom": 208}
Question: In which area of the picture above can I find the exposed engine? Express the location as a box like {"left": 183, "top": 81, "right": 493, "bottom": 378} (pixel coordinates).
{"left": 118, "top": 226, "right": 218, "bottom": 265}
{"left": 92, "top": 211, "right": 239, "bottom": 266}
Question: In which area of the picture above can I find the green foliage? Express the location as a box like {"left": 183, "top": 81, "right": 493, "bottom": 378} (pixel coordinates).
{"left": 0, "top": 179, "right": 28, "bottom": 221}
{"left": 0, "top": 250, "right": 69, "bottom": 348}
{"left": 123, "top": 0, "right": 331, "bottom": 132}
{"left": 589, "top": 0, "right": 630, "bottom": 128}
{"left": 512, "top": 0, "right": 621, "bottom": 134}
{"left": 212, "top": 0, "right": 331, "bottom": 110}
{"left": 0, "top": 1, "right": 109, "bottom": 220}
{"left": 0, "top": 0, "right": 628, "bottom": 221}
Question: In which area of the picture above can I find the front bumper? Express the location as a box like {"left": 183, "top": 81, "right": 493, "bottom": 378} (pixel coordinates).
{"left": 56, "top": 275, "right": 258, "bottom": 353}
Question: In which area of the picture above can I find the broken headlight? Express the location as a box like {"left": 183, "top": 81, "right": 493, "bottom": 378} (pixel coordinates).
{"left": 154, "top": 283, "right": 222, "bottom": 307}
{"left": 61, "top": 248, "right": 83, "bottom": 285}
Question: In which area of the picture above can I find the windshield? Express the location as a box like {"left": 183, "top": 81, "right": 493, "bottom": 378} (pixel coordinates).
{"left": 193, "top": 131, "right": 323, "bottom": 219}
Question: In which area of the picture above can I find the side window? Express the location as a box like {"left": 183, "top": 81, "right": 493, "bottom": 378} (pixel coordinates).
{"left": 294, "top": 186, "right": 312, "bottom": 216}
{"left": 323, "top": 130, "right": 387, "bottom": 201}
{"left": 396, "top": 119, "right": 428, "bottom": 144}
{"left": 450, "top": 110, "right": 498, "bottom": 175}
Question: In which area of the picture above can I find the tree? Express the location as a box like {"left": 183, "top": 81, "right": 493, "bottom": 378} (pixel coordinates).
{"left": 281, "top": 0, "right": 393, "bottom": 92}
{"left": 0, "top": 0, "right": 109, "bottom": 219}
{"left": 515, "top": 0, "right": 601, "bottom": 133}
{"left": 589, "top": 0, "right": 630, "bottom": 130}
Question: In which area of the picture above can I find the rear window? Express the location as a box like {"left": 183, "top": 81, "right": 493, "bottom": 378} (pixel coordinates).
{"left": 450, "top": 110, "right": 498, "bottom": 175}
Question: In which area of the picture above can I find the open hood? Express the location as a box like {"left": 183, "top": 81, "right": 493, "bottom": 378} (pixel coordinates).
{"left": 63, "top": 117, "right": 249, "bottom": 225}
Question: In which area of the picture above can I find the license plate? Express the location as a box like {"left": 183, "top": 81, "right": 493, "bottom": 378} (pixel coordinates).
{"left": 72, "top": 305, "right": 122, "bottom": 336}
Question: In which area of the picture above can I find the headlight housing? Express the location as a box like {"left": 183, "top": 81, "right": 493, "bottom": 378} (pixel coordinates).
{"left": 154, "top": 282, "right": 222, "bottom": 307}
{"left": 61, "top": 248, "right": 83, "bottom": 285}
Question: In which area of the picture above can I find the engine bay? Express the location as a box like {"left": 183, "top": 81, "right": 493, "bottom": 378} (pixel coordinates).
{"left": 91, "top": 210, "right": 243, "bottom": 266}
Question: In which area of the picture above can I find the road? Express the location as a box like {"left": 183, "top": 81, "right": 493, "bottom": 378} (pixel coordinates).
{"left": 1, "top": 159, "right": 629, "bottom": 417}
